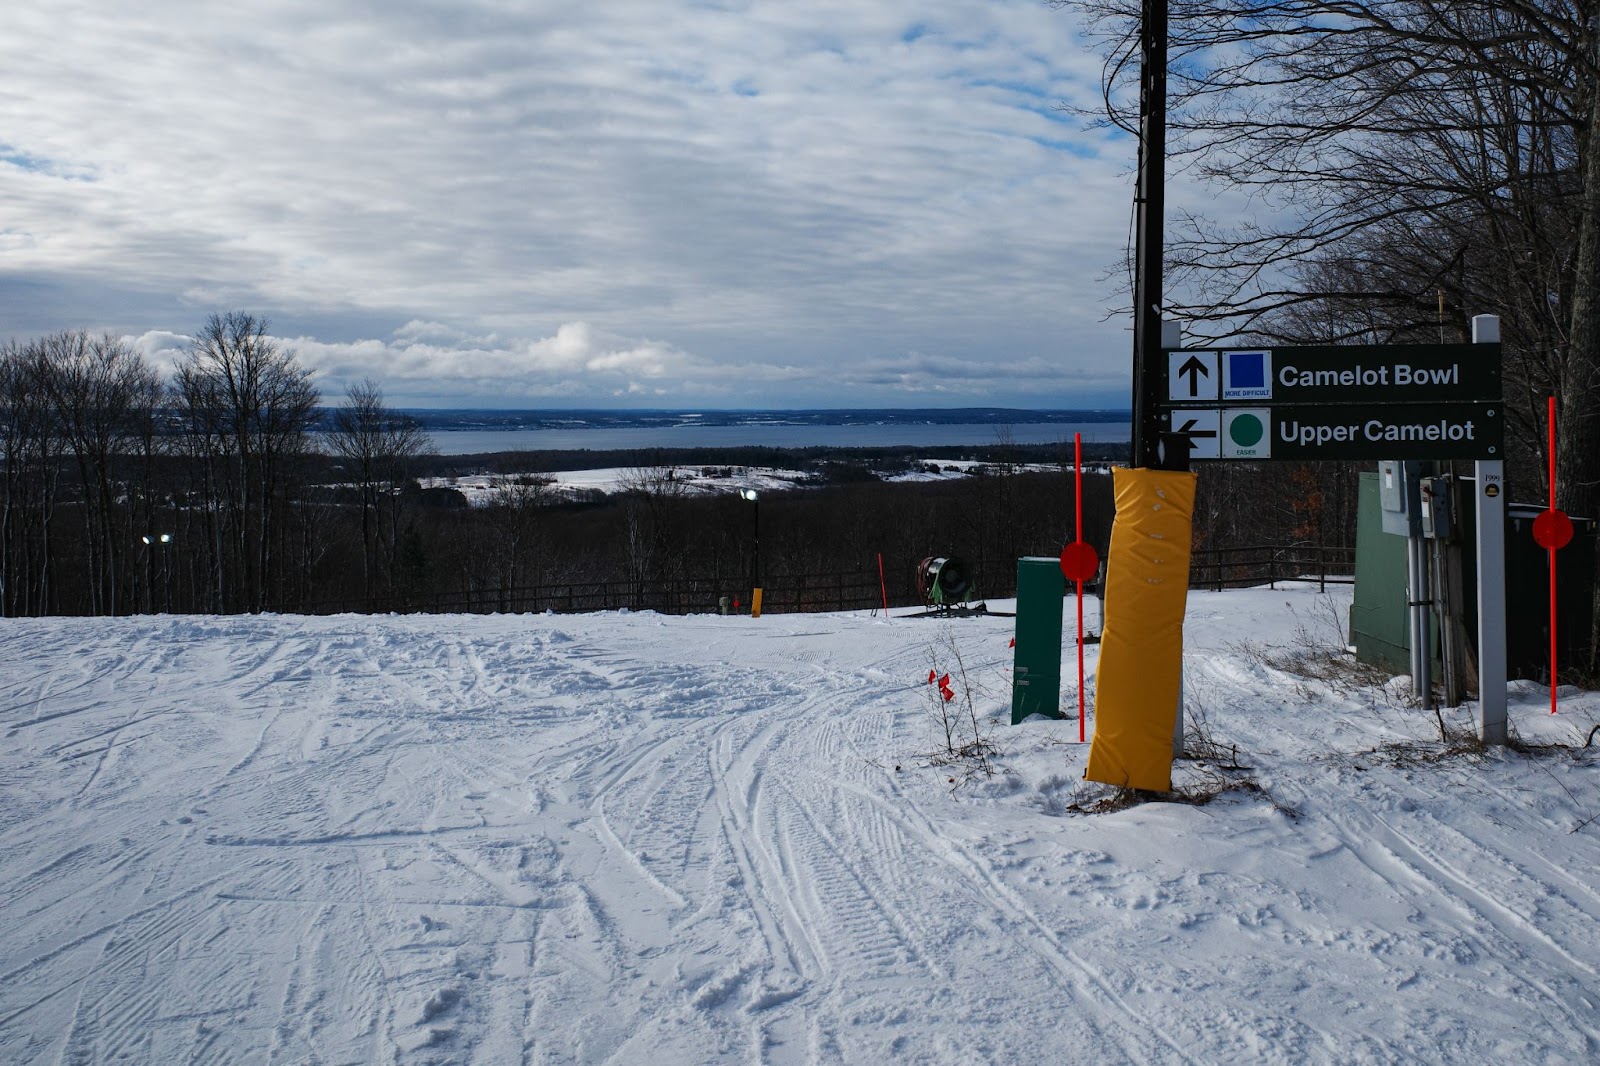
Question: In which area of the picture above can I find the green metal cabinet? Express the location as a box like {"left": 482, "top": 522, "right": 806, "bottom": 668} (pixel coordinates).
{"left": 1011, "top": 557, "right": 1065, "bottom": 724}
{"left": 1352, "top": 472, "right": 1413, "bottom": 671}
{"left": 1353, "top": 471, "right": 1596, "bottom": 682}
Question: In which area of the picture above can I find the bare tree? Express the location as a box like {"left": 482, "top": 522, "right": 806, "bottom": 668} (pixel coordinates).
{"left": 1058, "top": 0, "right": 1600, "bottom": 662}
{"left": 122, "top": 356, "right": 169, "bottom": 613}
{"left": 0, "top": 340, "right": 65, "bottom": 615}
{"left": 1061, "top": 4, "right": 1583, "bottom": 329}
{"left": 173, "top": 313, "right": 319, "bottom": 612}
{"left": 171, "top": 351, "right": 230, "bottom": 612}
{"left": 32, "top": 331, "right": 162, "bottom": 614}
{"left": 615, "top": 464, "right": 689, "bottom": 602}
{"left": 484, "top": 477, "right": 557, "bottom": 607}
{"left": 326, "top": 379, "right": 435, "bottom": 603}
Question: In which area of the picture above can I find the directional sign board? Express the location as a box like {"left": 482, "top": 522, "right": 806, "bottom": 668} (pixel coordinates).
{"left": 1156, "top": 342, "right": 1502, "bottom": 462}
{"left": 1167, "top": 402, "right": 1500, "bottom": 460}
{"left": 1162, "top": 344, "right": 1500, "bottom": 406}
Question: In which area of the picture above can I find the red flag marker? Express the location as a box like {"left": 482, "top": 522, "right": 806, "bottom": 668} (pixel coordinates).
{"left": 1533, "top": 509, "right": 1573, "bottom": 551}
{"left": 1059, "top": 542, "right": 1099, "bottom": 583}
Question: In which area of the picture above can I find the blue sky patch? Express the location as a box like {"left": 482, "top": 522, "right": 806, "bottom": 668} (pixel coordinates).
{"left": 1, "top": 144, "right": 95, "bottom": 181}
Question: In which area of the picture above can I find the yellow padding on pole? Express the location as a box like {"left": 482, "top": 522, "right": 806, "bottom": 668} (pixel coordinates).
{"left": 1085, "top": 467, "right": 1197, "bottom": 792}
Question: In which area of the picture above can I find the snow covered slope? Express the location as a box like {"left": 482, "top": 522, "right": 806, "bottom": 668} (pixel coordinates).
{"left": 2, "top": 587, "right": 1597, "bottom": 1064}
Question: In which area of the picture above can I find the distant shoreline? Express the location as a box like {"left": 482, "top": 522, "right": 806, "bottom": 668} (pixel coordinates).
{"left": 377, "top": 409, "right": 1133, "bottom": 457}
{"left": 410, "top": 436, "right": 1131, "bottom": 476}
{"left": 390, "top": 407, "right": 1131, "bottom": 430}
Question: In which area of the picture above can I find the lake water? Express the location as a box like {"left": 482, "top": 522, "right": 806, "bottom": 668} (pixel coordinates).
{"left": 399, "top": 410, "right": 1132, "bottom": 456}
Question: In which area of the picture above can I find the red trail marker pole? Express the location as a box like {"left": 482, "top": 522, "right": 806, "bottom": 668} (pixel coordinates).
{"left": 1057, "top": 434, "right": 1100, "bottom": 743}
{"left": 1076, "top": 436, "right": 1085, "bottom": 742}
{"left": 1531, "top": 396, "right": 1575, "bottom": 714}
{"left": 877, "top": 552, "right": 889, "bottom": 617}
{"left": 1056, "top": 432, "right": 1107, "bottom": 739}
{"left": 1550, "top": 397, "right": 1557, "bottom": 716}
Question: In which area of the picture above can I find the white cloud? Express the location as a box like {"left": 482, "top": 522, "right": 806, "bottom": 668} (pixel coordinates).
{"left": 841, "top": 348, "right": 1127, "bottom": 398}
{"left": 282, "top": 320, "right": 819, "bottom": 405}
{"left": 1, "top": 1, "right": 1138, "bottom": 407}
{"left": 127, "top": 330, "right": 191, "bottom": 374}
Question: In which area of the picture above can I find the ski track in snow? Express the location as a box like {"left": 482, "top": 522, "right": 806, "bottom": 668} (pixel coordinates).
{"left": 0, "top": 589, "right": 1598, "bottom": 1063}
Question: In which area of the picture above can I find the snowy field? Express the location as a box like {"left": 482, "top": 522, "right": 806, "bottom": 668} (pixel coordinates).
{"left": 417, "top": 459, "right": 1076, "bottom": 506}
{"left": 419, "top": 465, "right": 817, "bottom": 506}
{"left": 2, "top": 587, "right": 1598, "bottom": 1064}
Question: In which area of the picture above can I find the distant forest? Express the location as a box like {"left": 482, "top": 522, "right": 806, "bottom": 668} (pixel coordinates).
{"left": 4, "top": 313, "right": 1368, "bottom": 618}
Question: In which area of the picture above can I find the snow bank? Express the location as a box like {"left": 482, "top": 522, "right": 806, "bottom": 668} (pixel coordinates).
{"left": 1, "top": 586, "right": 1597, "bottom": 1063}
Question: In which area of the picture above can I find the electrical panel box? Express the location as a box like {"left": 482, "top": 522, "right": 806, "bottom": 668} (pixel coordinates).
{"left": 1419, "top": 475, "right": 1453, "bottom": 540}
{"left": 1378, "top": 460, "right": 1423, "bottom": 537}
{"left": 1011, "top": 557, "right": 1065, "bottom": 724}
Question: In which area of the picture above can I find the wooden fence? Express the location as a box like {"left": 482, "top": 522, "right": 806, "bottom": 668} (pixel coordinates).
{"left": 277, "top": 569, "right": 892, "bottom": 618}
{"left": 275, "top": 545, "right": 1353, "bottom": 618}
{"left": 1188, "top": 544, "right": 1355, "bottom": 592}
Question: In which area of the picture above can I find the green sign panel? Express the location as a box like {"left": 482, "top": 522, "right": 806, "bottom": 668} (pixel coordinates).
{"left": 1167, "top": 402, "right": 1501, "bottom": 461}
{"left": 1164, "top": 344, "right": 1501, "bottom": 406}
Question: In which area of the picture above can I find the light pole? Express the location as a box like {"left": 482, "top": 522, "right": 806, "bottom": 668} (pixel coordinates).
{"left": 739, "top": 489, "right": 761, "bottom": 616}
{"left": 142, "top": 533, "right": 172, "bottom": 613}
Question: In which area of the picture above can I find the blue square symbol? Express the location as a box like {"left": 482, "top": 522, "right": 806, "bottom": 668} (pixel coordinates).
{"left": 1228, "top": 352, "right": 1266, "bottom": 389}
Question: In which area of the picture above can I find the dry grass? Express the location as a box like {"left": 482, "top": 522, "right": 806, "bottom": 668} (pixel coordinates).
{"left": 917, "top": 629, "right": 1002, "bottom": 791}
{"left": 1060, "top": 697, "right": 1299, "bottom": 818}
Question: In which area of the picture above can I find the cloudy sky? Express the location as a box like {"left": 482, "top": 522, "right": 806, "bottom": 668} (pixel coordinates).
{"left": 2, "top": 1, "right": 1142, "bottom": 409}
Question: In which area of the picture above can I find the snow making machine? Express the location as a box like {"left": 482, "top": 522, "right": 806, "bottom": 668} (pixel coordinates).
{"left": 914, "top": 556, "right": 987, "bottom": 615}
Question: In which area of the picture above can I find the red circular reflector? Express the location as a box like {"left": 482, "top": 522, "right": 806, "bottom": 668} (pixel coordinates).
{"left": 1059, "top": 541, "right": 1100, "bottom": 583}
{"left": 1533, "top": 508, "right": 1574, "bottom": 551}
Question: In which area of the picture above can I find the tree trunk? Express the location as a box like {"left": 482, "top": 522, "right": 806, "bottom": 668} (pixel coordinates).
{"left": 1562, "top": 57, "right": 1600, "bottom": 672}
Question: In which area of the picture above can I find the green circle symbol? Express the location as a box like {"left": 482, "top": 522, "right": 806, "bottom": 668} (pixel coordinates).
{"left": 1229, "top": 413, "right": 1264, "bottom": 447}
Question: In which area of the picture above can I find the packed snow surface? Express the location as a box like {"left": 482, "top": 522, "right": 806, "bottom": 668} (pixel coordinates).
{"left": 2, "top": 587, "right": 1598, "bottom": 1064}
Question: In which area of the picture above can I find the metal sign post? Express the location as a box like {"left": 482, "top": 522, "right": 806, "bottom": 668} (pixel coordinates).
{"left": 1472, "top": 315, "right": 1507, "bottom": 744}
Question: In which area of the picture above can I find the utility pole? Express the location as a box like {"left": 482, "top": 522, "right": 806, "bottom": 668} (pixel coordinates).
{"left": 1131, "top": 0, "right": 1168, "bottom": 469}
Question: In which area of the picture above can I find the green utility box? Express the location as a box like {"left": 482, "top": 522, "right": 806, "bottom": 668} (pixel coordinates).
{"left": 1011, "top": 557, "right": 1066, "bottom": 724}
{"left": 1351, "top": 472, "right": 1415, "bottom": 671}
{"left": 1352, "top": 472, "right": 1597, "bottom": 682}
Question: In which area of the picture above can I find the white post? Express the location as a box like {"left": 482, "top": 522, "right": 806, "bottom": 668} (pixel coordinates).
{"left": 1472, "top": 315, "right": 1507, "bottom": 745}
